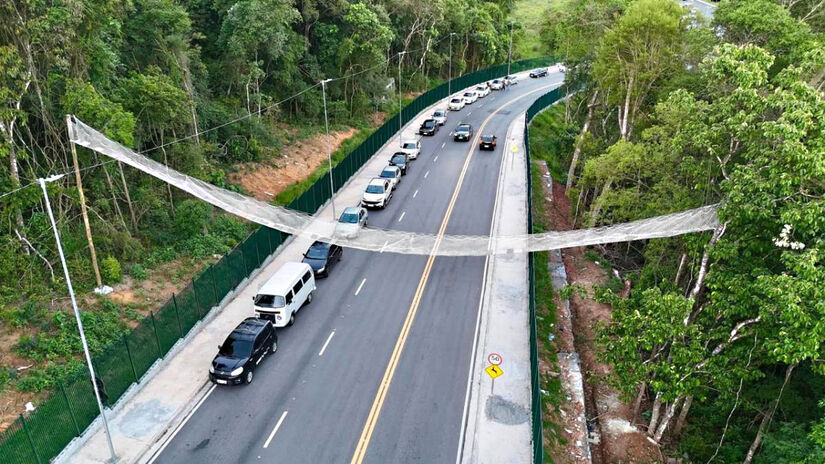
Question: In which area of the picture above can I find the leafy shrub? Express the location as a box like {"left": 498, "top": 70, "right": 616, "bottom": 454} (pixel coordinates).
{"left": 179, "top": 234, "right": 230, "bottom": 259}
{"left": 130, "top": 263, "right": 148, "bottom": 281}
{"left": 101, "top": 256, "right": 122, "bottom": 284}
{"left": 173, "top": 200, "right": 214, "bottom": 237}
{"left": 210, "top": 215, "right": 249, "bottom": 246}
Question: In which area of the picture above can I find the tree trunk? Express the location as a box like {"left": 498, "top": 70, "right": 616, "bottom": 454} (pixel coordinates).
{"left": 654, "top": 395, "right": 682, "bottom": 442}
{"left": 743, "top": 363, "right": 796, "bottom": 464}
{"left": 620, "top": 74, "right": 634, "bottom": 139}
{"left": 589, "top": 179, "right": 612, "bottom": 227}
{"left": 100, "top": 159, "right": 129, "bottom": 233}
{"left": 118, "top": 162, "right": 138, "bottom": 230}
{"left": 673, "top": 394, "right": 693, "bottom": 437}
{"left": 674, "top": 252, "right": 688, "bottom": 286}
{"left": 648, "top": 391, "right": 663, "bottom": 435}
{"left": 632, "top": 382, "right": 646, "bottom": 421}
{"left": 566, "top": 90, "right": 599, "bottom": 189}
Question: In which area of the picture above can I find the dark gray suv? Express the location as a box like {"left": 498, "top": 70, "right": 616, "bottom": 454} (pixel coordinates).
{"left": 210, "top": 318, "right": 278, "bottom": 385}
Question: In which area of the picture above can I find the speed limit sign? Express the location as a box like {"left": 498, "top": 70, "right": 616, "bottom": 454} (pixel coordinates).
{"left": 488, "top": 353, "right": 503, "bottom": 365}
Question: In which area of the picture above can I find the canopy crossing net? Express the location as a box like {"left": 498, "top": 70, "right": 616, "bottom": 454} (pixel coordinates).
{"left": 68, "top": 116, "right": 719, "bottom": 256}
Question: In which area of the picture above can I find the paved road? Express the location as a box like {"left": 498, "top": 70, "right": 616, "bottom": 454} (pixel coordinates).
{"left": 683, "top": 0, "right": 717, "bottom": 19}
{"left": 152, "top": 73, "right": 564, "bottom": 464}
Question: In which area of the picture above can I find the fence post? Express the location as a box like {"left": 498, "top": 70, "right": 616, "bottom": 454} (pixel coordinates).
{"left": 172, "top": 294, "right": 183, "bottom": 337}
{"left": 150, "top": 311, "right": 162, "bottom": 357}
{"left": 59, "top": 382, "right": 81, "bottom": 435}
{"left": 210, "top": 265, "right": 219, "bottom": 307}
{"left": 192, "top": 278, "right": 203, "bottom": 318}
{"left": 123, "top": 334, "right": 139, "bottom": 382}
{"left": 20, "top": 414, "right": 42, "bottom": 464}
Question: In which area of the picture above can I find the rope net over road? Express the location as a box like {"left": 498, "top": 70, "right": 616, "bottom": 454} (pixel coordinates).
{"left": 68, "top": 116, "right": 719, "bottom": 256}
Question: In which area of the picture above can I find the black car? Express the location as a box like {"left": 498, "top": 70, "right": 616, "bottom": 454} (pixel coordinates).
{"left": 529, "top": 68, "right": 548, "bottom": 78}
{"left": 389, "top": 152, "right": 409, "bottom": 174}
{"left": 210, "top": 318, "right": 277, "bottom": 385}
{"left": 454, "top": 123, "right": 473, "bottom": 142}
{"left": 419, "top": 119, "right": 439, "bottom": 136}
{"left": 480, "top": 134, "right": 497, "bottom": 150}
{"left": 302, "top": 241, "right": 342, "bottom": 277}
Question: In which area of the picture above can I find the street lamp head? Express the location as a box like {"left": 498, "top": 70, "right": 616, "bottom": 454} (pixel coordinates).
{"left": 321, "top": 78, "right": 333, "bottom": 84}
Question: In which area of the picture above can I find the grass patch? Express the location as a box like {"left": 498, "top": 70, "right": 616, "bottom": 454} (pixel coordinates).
{"left": 512, "top": 0, "right": 553, "bottom": 59}
{"left": 530, "top": 160, "right": 566, "bottom": 459}
{"left": 528, "top": 104, "right": 579, "bottom": 184}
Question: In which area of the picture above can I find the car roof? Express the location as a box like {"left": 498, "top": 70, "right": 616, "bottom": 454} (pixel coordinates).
{"left": 309, "top": 240, "right": 331, "bottom": 251}
{"left": 458, "top": 123, "right": 471, "bottom": 128}
{"left": 258, "top": 262, "right": 312, "bottom": 295}
{"left": 343, "top": 206, "right": 361, "bottom": 214}
{"left": 392, "top": 151, "right": 407, "bottom": 157}
{"left": 382, "top": 165, "right": 399, "bottom": 172}
{"left": 232, "top": 317, "right": 270, "bottom": 337}
{"left": 481, "top": 134, "right": 495, "bottom": 139}
{"left": 368, "top": 177, "right": 387, "bottom": 186}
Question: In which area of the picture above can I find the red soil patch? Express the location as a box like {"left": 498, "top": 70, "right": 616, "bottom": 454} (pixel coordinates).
{"left": 545, "top": 174, "right": 661, "bottom": 463}
{"left": 229, "top": 128, "right": 358, "bottom": 201}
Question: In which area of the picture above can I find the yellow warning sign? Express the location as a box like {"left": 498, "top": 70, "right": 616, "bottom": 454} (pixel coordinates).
{"left": 485, "top": 364, "right": 504, "bottom": 379}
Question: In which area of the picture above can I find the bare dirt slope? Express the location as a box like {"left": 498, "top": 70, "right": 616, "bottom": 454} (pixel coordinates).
{"left": 545, "top": 176, "right": 661, "bottom": 464}
{"left": 230, "top": 128, "right": 358, "bottom": 201}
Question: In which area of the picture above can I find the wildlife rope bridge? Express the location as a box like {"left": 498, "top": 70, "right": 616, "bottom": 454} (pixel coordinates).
{"left": 67, "top": 115, "right": 719, "bottom": 256}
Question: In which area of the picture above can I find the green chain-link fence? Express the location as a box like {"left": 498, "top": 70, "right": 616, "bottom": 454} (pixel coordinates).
{"left": 525, "top": 87, "right": 565, "bottom": 464}
{"left": 0, "top": 57, "right": 555, "bottom": 464}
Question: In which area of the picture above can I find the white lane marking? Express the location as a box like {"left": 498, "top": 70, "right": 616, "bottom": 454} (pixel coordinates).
{"left": 380, "top": 240, "right": 389, "bottom": 253}
{"left": 433, "top": 156, "right": 439, "bottom": 163}
{"left": 263, "top": 411, "right": 289, "bottom": 449}
{"left": 424, "top": 171, "right": 430, "bottom": 178}
{"left": 441, "top": 142, "right": 446, "bottom": 148}
{"left": 318, "top": 331, "right": 336, "bottom": 356}
{"left": 147, "top": 383, "right": 216, "bottom": 463}
{"left": 355, "top": 278, "right": 367, "bottom": 296}
{"left": 413, "top": 189, "right": 419, "bottom": 198}
{"left": 467, "top": 111, "right": 472, "bottom": 116}
{"left": 398, "top": 211, "right": 406, "bottom": 222}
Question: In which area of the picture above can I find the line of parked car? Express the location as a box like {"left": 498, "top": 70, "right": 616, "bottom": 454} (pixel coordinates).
{"left": 209, "top": 73, "right": 526, "bottom": 386}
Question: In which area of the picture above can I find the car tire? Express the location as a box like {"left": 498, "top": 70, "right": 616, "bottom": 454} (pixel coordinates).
{"left": 271, "top": 339, "right": 278, "bottom": 354}
{"left": 245, "top": 370, "right": 254, "bottom": 384}
{"left": 288, "top": 313, "right": 295, "bottom": 326}
{"left": 307, "top": 291, "right": 314, "bottom": 304}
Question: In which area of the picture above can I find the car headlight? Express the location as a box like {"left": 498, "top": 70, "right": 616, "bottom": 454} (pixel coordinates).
{"left": 230, "top": 367, "right": 244, "bottom": 376}
{"left": 209, "top": 365, "right": 215, "bottom": 374}
{"left": 318, "top": 266, "right": 326, "bottom": 273}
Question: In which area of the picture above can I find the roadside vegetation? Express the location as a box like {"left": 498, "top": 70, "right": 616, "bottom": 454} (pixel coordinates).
{"left": 0, "top": 0, "right": 533, "bottom": 427}
{"left": 536, "top": 0, "right": 825, "bottom": 461}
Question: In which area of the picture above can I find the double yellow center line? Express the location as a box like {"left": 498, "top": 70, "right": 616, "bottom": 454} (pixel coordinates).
{"left": 349, "top": 84, "right": 556, "bottom": 464}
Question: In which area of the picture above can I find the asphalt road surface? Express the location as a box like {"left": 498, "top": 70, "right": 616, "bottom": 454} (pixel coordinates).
{"left": 151, "top": 72, "right": 564, "bottom": 464}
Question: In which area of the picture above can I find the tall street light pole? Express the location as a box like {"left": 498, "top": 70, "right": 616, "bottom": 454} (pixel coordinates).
{"left": 39, "top": 175, "right": 118, "bottom": 463}
{"left": 398, "top": 51, "right": 406, "bottom": 147}
{"left": 320, "top": 78, "right": 336, "bottom": 220}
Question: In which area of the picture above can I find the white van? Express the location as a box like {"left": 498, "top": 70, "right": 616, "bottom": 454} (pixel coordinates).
{"left": 253, "top": 262, "right": 316, "bottom": 327}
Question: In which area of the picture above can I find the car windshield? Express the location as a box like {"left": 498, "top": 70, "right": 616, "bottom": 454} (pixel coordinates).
{"left": 464, "top": 93, "right": 473, "bottom": 97}
{"left": 482, "top": 135, "right": 494, "bottom": 142}
{"left": 434, "top": 111, "right": 444, "bottom": 117}
{"left": 366, "top": 185, "right": 384, "bottom": 194}
{"left": 458, "top": 125, "right": 470, "bottom": 132}
{"left": 380, "top": 170, "right": 395, "bottom": 178}
{"left": 403, "top": 142, "right": 418, "bottom": 148}
{"left": 391, "top": 155, "right": 406, "bottom": 164}
{"left": 219, "top": 335, "right": 253, "bottom": 358}
{"left": 451, "top": 98, "right": 461, "bottom": 103}
{"left": 254, "top": 294, "right": 285, "bottom": 308}
{"left": 305, "top": 244, "right": 328, "bottom": 260}
{"left": 340, "top": 212, "right": 359, "bottom": 223}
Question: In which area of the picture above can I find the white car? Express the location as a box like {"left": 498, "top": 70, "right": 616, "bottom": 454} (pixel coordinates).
{"left": 400, "top": 139, "right": 421, "bottom": 159}
{"left": 474, "top": 85, "right": 490, "bottom": 97}
{"left": 361, "top": 178, "right": 393, "bottom": 209}
{"left": 489, "top": 79, "right": 504, "bottom": 90}
{"left": 379, "top": 165, "right": 401, "bottom": 190}
{"left": 335, "top": 206, "right": 368, "bottom": 238}
{"left": 448, "top": 97, "right": 465, "bottom": 111}
{"left": 504, "top": 75, "right": 518, "bottom": 86}
{"left": 462, "top": 91, "right": 478, "bottom": 105}
{"left": 432, "top": 109, "right": 447, "bottom": 125}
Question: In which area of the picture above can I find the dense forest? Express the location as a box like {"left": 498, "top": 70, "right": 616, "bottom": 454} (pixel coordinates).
{"left": 0, "top": 0, "right": 520, "bottom": 407}
{"left": 536, "top": 0, "right": 825, "bottom": 461}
